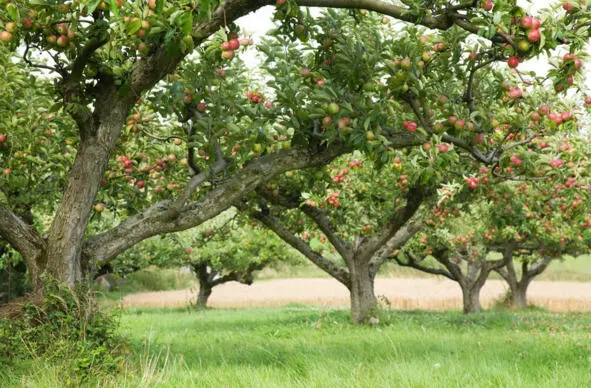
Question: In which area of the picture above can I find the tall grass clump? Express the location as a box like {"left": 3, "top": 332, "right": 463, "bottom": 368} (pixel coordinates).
{"left": 0, "top": 276, "right": 125, "bottom": 385}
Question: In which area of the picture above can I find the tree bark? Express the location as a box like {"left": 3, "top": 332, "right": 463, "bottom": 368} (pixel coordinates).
{"left": 193, "top": 263, "right": 213, "bottom": 308}
{"left": 44, "top": 84, "right": 135, "bottom": 286}
{"left": 196, "top": 281, "right": 213, "bottom": 309}
{"left": 461, "top": 284, "right": 482, "bottom": 313}
{"left": 348, "top": 258, "right": 377, "bottom": 324}
{"left": 510, "top": 281, "right": 529, "bottom": 309}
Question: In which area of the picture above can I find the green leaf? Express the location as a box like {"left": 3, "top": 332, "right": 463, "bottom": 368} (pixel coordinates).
{"left": 198, "top": 0, "right": 211, "bottom": 21}
{"left": 87, "top": 0, "right": 102, "bottom": 13}
{"left": 178, "top": 12, "right": 193, "bottom": 36}
{"left": 126, "top": 19, "right": 142, "bottom": 35}
{"left": 107, "top": 0, "right": 119, "bottom": 16}
{"left": 156, "top": 0, "right": 165, "bottom": 13}
{"left": 6, "top": 3, "right": 19, "bottom": 21}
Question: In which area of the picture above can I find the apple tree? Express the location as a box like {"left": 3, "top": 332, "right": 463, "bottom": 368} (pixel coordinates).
{"left": 0, "top": 0, "right": 586, "bottom": 291}
{"left": 395, "top": 132, "right": 590, "bottom": 312}
{"left": 184, "top": 216, "right": 304, "bottom": 308}
{"left": 231, "top": 4, "right": 584, "bottom": 321}
{"left": 489, "top": 134, "right": 591, "bottom": 308}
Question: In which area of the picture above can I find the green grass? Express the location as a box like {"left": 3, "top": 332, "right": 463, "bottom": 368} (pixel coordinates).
{"left": 8, "top": 307, "right": 590, "bottom": 387}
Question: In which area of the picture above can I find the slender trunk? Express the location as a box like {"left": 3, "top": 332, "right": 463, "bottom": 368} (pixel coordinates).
{"left": 196, "top": 282, "right": 213, "bottom": 309}
{"left": 461, "top": 285, "right": 482, "bottom": 314}
{"left": 349, "top": 258, "right": 377, "bottom": 324}
{"left": 193, "top": 263, "right": 213, "bottom": 309}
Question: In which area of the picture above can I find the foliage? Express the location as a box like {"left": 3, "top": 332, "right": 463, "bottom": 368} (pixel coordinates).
{"left": 0, "top": 45, "right": 76, "bottom": 220}
{"left": 0, "top": 277, "right": 125, "bottom": 384}
{"left": 186, "top": 213, "right": 304, "bottom": 273}
{"left": 0, "top": 247, "right": 27, "bottom": 304}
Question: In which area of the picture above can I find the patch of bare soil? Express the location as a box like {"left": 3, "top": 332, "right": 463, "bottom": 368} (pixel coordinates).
{"left": 121, "top": 278, "right": 591, "bottom": 312}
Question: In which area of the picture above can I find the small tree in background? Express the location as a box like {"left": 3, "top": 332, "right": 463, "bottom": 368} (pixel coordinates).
{"left": 186, "top": 219, "right": 303, "bottom": 308}
{"left": 396, "top": 134, "right": 591, "bottom": 313}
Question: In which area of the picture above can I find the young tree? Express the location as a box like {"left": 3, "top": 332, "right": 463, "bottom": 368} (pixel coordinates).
{"left": 186, "top": 222, "right": 302, "bottom": 308}
{"left": 0, "top": 1, "right": 585, "bottom": 289}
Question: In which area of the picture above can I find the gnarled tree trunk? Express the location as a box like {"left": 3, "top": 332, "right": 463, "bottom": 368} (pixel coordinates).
{"left": 348, "top": 258, "right": 377, "bottom": 324}
{"left": 460, "top": 284, "right": 482, "bottom": 313}
{"left": 509, "top": 281, "right": 529, "bottom": 309}
{"left": 44, "top": 93, "right": 133, "bottom": 286}
{"left": 495, "top": 250, "right": 553, "bottom": 310}
{"left": 194, "top": 263, "right": 214, "bottom": 309}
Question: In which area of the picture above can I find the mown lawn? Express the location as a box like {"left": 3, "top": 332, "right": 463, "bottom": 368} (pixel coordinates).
{"left": 3, "top": 307, "right": 591, "bottom": 387}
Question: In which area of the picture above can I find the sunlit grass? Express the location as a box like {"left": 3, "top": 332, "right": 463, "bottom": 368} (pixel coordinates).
{"left": 3, "top": 307, "right": 591, "bottom": 387}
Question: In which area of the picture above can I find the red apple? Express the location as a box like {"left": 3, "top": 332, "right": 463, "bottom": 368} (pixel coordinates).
{"left": 527, "top": 29, "right": 541, "bottom": 42}
{"left": 229, "top": 39, "right": 240, "bottom": 50}
{"left": 520, "top": 16, "right": 533, "bottom": 29}
{"left": 507, "top": 56, "right": 519, "bottom": 68}
{"left": 56, "top": 35, "right": 68, "bottom": 47}
{"left": 221, "top": 50, "right": 234, "bottom": 60}
{"left": 57, "top": 23, "right": 68, "bottom": 35}
{"left": 538, "top": 104, "right": 550, "bottom": 115}
{"left": 0, "top": 31, "right": 13, "bottom": 42}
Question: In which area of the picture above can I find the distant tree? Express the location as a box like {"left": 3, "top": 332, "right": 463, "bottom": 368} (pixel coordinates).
{"left": 396, "top": 135, "right": 591, "bottom": 312}
{"left": 187, "top": 222, "right": 302, "bottom": 308}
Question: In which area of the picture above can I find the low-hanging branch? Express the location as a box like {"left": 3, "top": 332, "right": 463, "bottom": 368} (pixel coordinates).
{"left": 251, "top": 204, "right": 352, "bottom": 287}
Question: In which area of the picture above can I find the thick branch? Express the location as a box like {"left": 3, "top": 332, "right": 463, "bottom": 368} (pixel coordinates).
{"left": 394, "top": 252, "right": 455, "bottom": 281}
{"left": 357, "top": 185, "right": 428, "bottom": 262}
{"left": 370, "top": 216, "right": 423, "bottom": 271}
{"left": 526, "top": 256, "right": 553, "bottom": 279}
{"left": 252, "top": 209, "right": 351, "bottom": 288}
{"left": 82, "top": 144, "right": 348, "bottom": 264}
{"left": 0, "top": 204, "right": 46, "bottom": 261}
{"left": 297, "top": 0, "right": 453, "bottom": 29}
{"left": 210, "top": 260, "right": 269, "bottom": 287}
